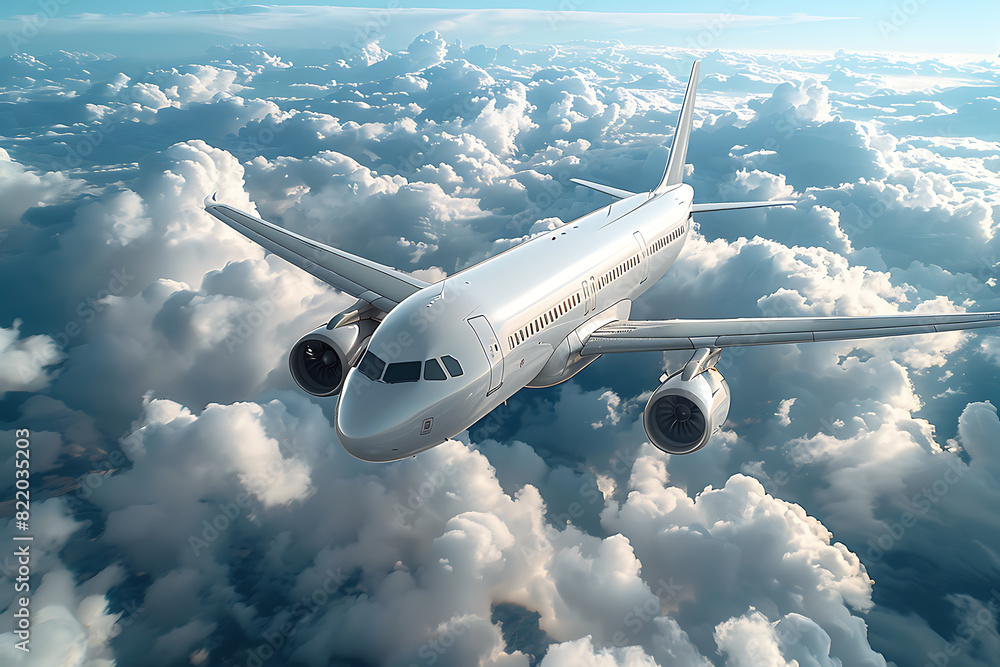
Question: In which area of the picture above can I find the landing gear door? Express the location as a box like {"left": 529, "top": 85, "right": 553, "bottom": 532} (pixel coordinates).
{"left": 468, "top": 315, "right": 504, "bottom": 395}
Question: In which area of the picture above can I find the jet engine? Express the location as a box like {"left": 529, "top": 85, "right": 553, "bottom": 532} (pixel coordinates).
{"left": 643, "top": 365, "right": 730, "bottom": 455}
{"left": 288, "top": 317, "right": 378, "bottom": 397}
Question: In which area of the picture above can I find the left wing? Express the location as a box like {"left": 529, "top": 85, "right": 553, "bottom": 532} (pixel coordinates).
{"left": 570, "top": 178, "right": 637, "bottom": 200}
{"left": 205, "top": 196, "right": 429, "bottom": 311}
{"left": 582, "top": 312, "right": 1000, "bottom": 354}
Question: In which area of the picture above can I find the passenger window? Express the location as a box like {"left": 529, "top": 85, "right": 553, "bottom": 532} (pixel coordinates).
{"left": 358, "top": 351, "right": 386, "bottom": 380}
{"left": 424, "top": 358, "right": 447, "bottom": 380}
{"left": 384, "top": 361, "right": 421, "bottom": 383}
{"left": 442, "top": 355, "right": 463, "bottom": 377}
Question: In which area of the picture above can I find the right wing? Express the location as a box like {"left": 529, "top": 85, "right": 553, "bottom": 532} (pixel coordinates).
{"left": 582, "top": 312, "right": 1000, "bottom": 354}
{"left": 691, "top": 200, "right": 796, "bottom": 213}
{"left": 205, "top": 196, "right": 429, "bottom": 311}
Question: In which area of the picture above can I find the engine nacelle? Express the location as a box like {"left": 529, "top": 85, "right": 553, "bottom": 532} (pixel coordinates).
{"left": 288, "top": 318, "right": 378, "bottom": 397}
{"left": 643, "top": 367, "right": 730, "bottom": 455}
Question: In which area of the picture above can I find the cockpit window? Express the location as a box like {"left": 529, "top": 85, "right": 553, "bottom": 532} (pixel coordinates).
{"left": 441, "top": 355, "right": 463, "bottom": 377}
{"left": 357, "top": 351, "right": 386, "bottom": 380}
{"left": 424, "top": 358, "right": 447, "bottom": 380}
{"left": 383, "top": 361, "right": 422, "bottom": 384}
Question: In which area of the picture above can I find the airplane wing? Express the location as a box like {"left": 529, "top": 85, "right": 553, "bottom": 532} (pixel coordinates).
{"left": 581, "top": 312, "right": 1000, "bottom": 354}
{"left": 691, "top": 200, "right": 796, "bottom": 213}
{"left": 204, "top": 196, "right": 430, "bottom": 311}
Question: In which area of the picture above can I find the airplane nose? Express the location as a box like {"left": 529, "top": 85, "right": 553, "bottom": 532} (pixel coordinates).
{"left": 335, "top": 399, "right": 400, "bottom": 462}
{"left": 335, "top": 373, "right": 444, "bottom": 462}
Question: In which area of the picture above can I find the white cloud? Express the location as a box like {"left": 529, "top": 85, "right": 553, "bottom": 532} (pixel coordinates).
{"left": 0, "top": 320, "right": 64, "bottom": 395}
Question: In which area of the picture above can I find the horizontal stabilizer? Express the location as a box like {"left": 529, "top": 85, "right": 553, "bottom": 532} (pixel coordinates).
{"left": 570, "top": 178, "right": 637, "bottom": 200}
{"left": 691, "top": 200, "right": 796, "bottom": 213}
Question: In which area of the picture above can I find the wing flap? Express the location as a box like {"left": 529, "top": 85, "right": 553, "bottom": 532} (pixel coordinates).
{"left": 205, "top": 198, "right": 429, "bottom": 309}
{"left": 583, "top": 312, "right": 1000, "bottom": 354}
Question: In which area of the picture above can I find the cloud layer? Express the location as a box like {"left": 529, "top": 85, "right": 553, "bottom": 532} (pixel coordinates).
{"left": 1, "top": 28, "right": 999, "bottom": 667}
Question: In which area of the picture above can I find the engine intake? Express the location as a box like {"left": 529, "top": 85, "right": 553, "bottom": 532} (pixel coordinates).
{"left": 643, "top": 366, "right": 730, "bottom": 455}
{"left": 289, "top": 318, "right": 378, "bottom": 397}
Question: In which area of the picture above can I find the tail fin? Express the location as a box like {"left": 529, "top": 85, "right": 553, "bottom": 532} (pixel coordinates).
{"left": 654, "top": 60, "right": 700, "bottom": 194}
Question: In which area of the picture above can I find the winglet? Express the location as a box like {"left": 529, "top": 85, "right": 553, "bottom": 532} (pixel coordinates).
{"left": 654, "top": 61, "right": 700, "bottom": 194}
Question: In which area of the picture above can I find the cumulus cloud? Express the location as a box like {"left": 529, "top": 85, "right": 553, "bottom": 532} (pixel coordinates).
{"left": 0, "top": 320, "right": 65, "bottom": 395}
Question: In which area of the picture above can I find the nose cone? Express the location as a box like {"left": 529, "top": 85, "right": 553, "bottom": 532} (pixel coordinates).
{"left": 335, "top": 371, "right": 444, "bottom": 462}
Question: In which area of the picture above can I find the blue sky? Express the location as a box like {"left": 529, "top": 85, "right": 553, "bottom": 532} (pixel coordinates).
{"left": 1, "top": 1, "right": 998, "bottom": 56}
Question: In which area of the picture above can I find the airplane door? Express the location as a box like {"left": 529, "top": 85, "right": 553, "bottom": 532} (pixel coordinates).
{"left": 582, "top": 280, "right": 591, "bottom": 314}
{"left": 633, "top": 231, "right": 648, "bottom": 284}
{"left": 468, "top": 315, "right": 504, "bottom": 395}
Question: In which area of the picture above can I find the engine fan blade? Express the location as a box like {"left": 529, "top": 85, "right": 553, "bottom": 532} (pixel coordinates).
{"left": 654, "top": 395, "right": 706, "bottom": 445}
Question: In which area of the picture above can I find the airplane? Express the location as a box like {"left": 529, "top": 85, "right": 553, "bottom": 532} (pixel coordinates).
{"left": 205, "top": 61, "right": 1000, "bottom": 462}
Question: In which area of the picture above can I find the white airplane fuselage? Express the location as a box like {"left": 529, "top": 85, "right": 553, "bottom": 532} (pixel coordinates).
{"left": 336, "top": 184, "right": 694, "bottom": 461}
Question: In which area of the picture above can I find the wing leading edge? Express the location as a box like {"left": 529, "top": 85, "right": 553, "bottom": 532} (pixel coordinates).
{"left": 582, "top": 312, "right": 1000, "bottom": 354}
{"left": 205, "top": 196, "right": 429, "bottom": 311}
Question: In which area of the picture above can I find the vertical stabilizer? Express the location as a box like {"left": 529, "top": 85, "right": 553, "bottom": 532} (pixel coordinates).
{"left": 654, "top": 60, "right": 700, "bottom": 193}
